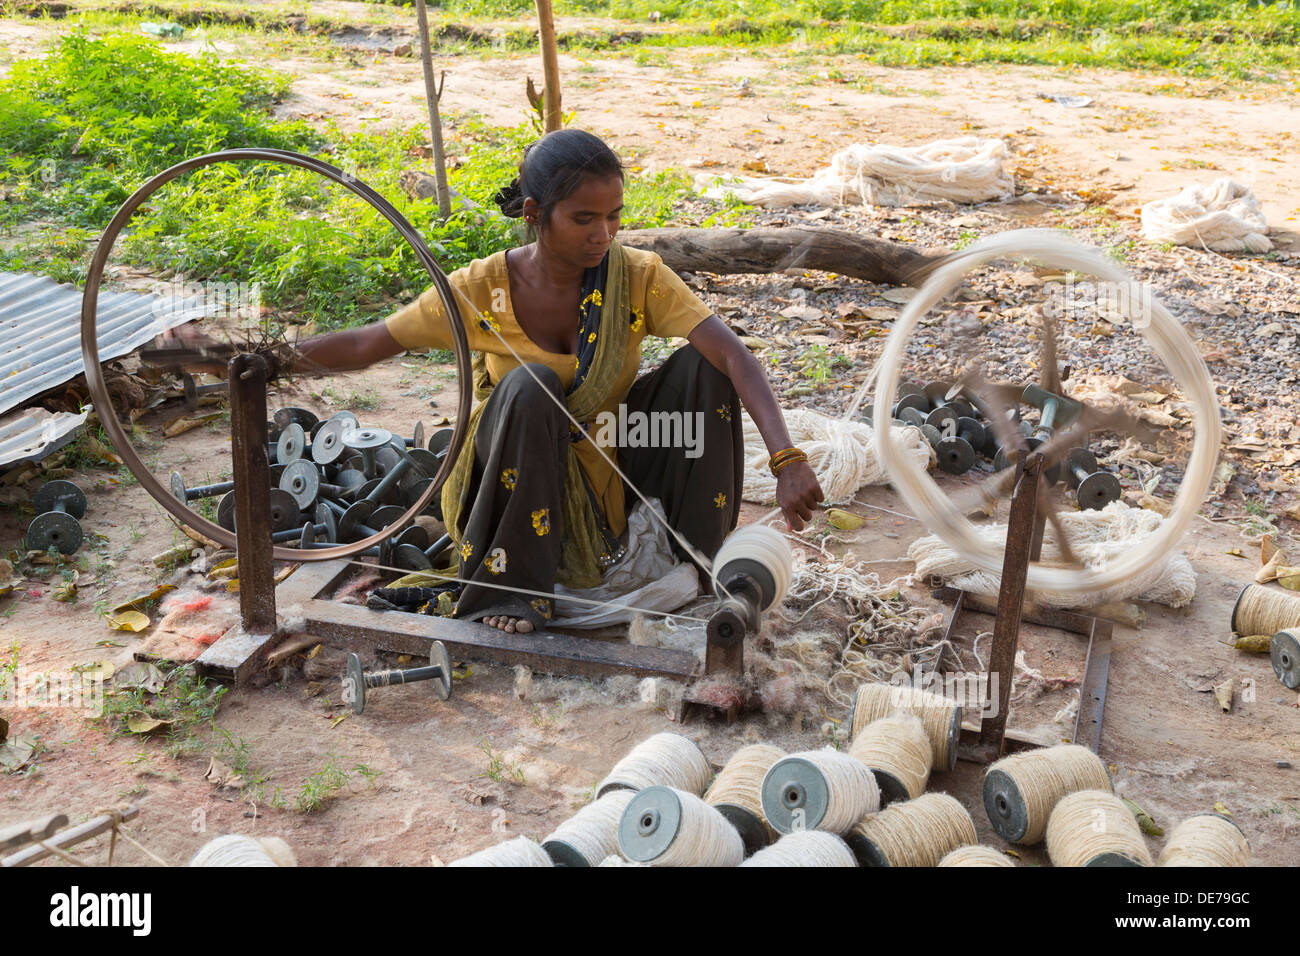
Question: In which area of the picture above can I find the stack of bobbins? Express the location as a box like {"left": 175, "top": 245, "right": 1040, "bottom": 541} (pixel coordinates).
{"left": 1158, "top": 813, "right": 1251, "bottom": 867}
{"left": 1231, "top": 583, "right": 1300, "bottom": 689}
{"left": 760, "top": 749, "right": 880, "bottom": 835}
{"left": 937, "top": 845, "right": 1016, "bottom": 867}
{"left": 541, "top": 790, "right": 636, "bottom": 867}
{"left": 448, "top": 836, "right": 554, "bottom": 867}
{"left": 848, "top": 714, "right": 933, "bottom": 806}
{"left": 849, "top": 683, "right": 962, "bottom": 772}
{"left": 703, "top": 743, "right": 786, "bottom": 854}
{"left": 741, "top": 831, "right": 858, "bottom": 867}
{"left": 846, "top": 793, "right": 977, "bottom": 867}
{"left": 983, "top": 744, "right": 1112, "bottom": 845}
{"left": 1046, "top": 790, "right": 1153, "bottom": 867}
{"left": 596, "top": 732, "right": 712, "bottom": 798}
{"left": 616, "top": 786, "right": 745, "bottom": 867}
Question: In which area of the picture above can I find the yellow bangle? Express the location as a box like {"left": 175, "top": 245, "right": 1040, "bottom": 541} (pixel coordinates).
{"left": 768, "top": 447, "right": 808, "bottom": 476}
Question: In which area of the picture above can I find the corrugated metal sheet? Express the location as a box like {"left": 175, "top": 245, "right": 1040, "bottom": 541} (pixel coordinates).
{"left": 0, "top": 406, "right": 90, "bottom": 469}
{"left": 0, "top": 270, "right": 207, "bottom": 417}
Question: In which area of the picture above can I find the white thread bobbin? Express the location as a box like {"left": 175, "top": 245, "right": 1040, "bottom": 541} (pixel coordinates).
{"left": 541, "top": 790, "right": 636, "bottom": 867}
{"left": 848, "top": 714, "right": 933, "bottom": 804}
{"left": 761, "top": 749, "right": 880, "bottom": 834}
{"left": 704, "top": 743, "right": 786, "bottom": 853}
{"left": 846, "top": 792, "right": 977, "bottom": 867}
{"left": 448, "top": 836, "right": 554, "bottom": 867}
{"left": 1231, "top": 583, "right": 1300, "bottom": 635}
{"left": 849, "top": 682, "right": 962, "bottom": 771}
{"left": 1046, "top": 789, "right": 1153, "bottom": 867}
{"left": 938, "top": 844, "right": 1017, "bottom": 867}
{"left": 1272, "top": 628, "right": 1300, "bottom": 689}
{"left": 711, "top": 524, "right": 793, "bottom": 610}
{"left": 983, "top": 744, "right": 1112, "bottom": 845}
{"left": 1158, "top": 813, "right": 1251, "bottom": 867}
{"left": 740, "top": 830, "right": 858, "bottom": 867}
{"left": 617, "top": 786, "right": 745, "bottom": 866}
{"left": 596, "top": 732, "right": 713, "bottom": 798}
{"left": 189, "top": 834, "right": 297, "bottom": 867}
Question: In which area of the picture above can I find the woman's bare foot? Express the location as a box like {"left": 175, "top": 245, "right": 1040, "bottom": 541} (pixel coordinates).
{"left": 482, "top": 615, "right": 534, "bottom": 633}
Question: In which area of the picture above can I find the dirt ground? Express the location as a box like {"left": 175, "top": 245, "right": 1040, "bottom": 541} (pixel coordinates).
{"left": 2, "top": 10, "right": 1299, "bottom": 866}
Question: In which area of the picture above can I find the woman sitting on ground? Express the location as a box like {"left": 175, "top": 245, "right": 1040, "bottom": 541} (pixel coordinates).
{"left": 296, "top": 129, "right": 822, "bottom": 633}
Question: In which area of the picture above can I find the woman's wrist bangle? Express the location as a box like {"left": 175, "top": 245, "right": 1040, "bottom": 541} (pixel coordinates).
{"left": 768, "top": 447, "right": 808, "bottom": 476}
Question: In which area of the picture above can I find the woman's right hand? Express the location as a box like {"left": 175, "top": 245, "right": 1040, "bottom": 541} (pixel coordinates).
{"left": 776, "top": 460, "right": 823, "bottom": 532}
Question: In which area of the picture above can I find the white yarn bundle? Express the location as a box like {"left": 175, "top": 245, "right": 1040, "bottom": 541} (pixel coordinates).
{"left": 448, "top": 836, "right": 554, "bottom": 867}
{"left": 1046, "top": 790, "right": 1153, "bottom": 867}
{"left": 1140, "top": 178, "right": 1271, "bottom": 253}
{"left": 695, "top": 138, "right": 1014, "bottom": 208}
{"left": 763, "top": 749, "right": 880, "bottom": 834}
{"left": 541, "top": 790, "right": 636, "bottom": 867}
{"left": 907, "top": 500, "right": 1197, "bottom": 608}
{"left": 741, "top": 410, "right": 930, "bottom": 505}
{"left": 596, "top": 733, "right": 713, "bottom": 797}
{"left": 189, "top": 834, "right": 297, "bottom": 867}
{"left": 741, "top": 830, "right": 858, "bottom": 867}
{"left": 1159, "top": 813, "right": 1250, "bottom": 867}
{"left": 618, "top": 788, "right": 745, "bottom": 867}
{"left": 938, "top": 844, "right": 1016, "bottom": 867}
{"left": 848, "top": 714, "right": 934, "bottom": 800}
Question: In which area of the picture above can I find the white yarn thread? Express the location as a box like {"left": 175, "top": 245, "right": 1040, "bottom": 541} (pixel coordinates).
{"left": 938, "top": 844, "right": 1016, "bottom": 867}
{"left": 741, "top": 410, "right": 930, "bottom": 506}
{"left": 597, "top": 733, "right": 713, "bottom": 797}
{"left": 1140, "top": 178, "right": 1272, "bottom": 253}
{"left": 598, "top": 854, "right": 642, "bottom": 867}
{"left": 695, "top": 137, "right": 1014, "bottom": 208}
{"left": 849, "top": 714, "right": 934, "bottom": 800}
{"left": 908, "top": 501, "right": 1197, "bottom": 608}
{"left": 711, "top": 524, "right": 793, "bottom": 608}
{"left": 874, "top": 229, "right": 1221, "bottom": 598}
{"left": 741, "top": 830, "right": 858, "bottom": 867}
{"left": 1159, "top": 813, "right": 1250, "bottom": 867}
{"left": 1046, "top": 789, "right": 1153, "bottom": 867}
{"left": 448, "top": 836, "right": 554, "bottom": 867}
{"left": 618, "top": 788, "right": 745, "bottom": 867}
{"left": 764, "top": 749, "right": 880, "bottom": 834}
{"left": 189, "top": 834, "right": 297, "bottom": 867}
{"left": 542, "top": 790, "right": 636, "bottom": 866}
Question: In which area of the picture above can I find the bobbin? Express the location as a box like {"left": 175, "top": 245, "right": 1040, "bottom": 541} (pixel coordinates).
{"left": 1065, "top": 448, "right": 1122, "bottom": 511}
{"left": 760, "top": 755, "right": 853, "bottom": 833}
{"left": 217, "top": 488, "right": 300, "bottom": 533}
{"left": 27, "top": 480, "right": 87, "bottom": 554}
{"left": 170, "top": 471, "right": 235, "bottom": 503}
{"left": 616, "top": 786, "right": 742, "bottom": 865}
{"left": 272, "top": 406, "right": 319, "bottom": 436}
{"left": 847, "top": 685, "right": 962, "bottom": 772}
{"left": 181, "top": 372, "right": 228, "bottom": 410}
{"left": 1272, "top": 629, "right": 1300, "bottom": 689}
{"left": 343, "top": 641, "right": 452, "bottom": 715}
{"left": 275, "top": 422, "right": 313, "bottom": 465}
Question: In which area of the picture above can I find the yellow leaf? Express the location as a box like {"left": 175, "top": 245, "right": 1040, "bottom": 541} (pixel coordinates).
{"left": 126, "top": 713, "right": 172, "bottom": 734}
{"left": 112, "top": 585, "right": 175, "bottom": 616}
{"left": 826, "top": 508, "right": 866, "bottom": 530}
{"left": 331, "top": 712, "right": 350, "bottom": 728}
{"left": 1233, "top": 634, "right": 1273, "bottom": 653}
{"left": 108, "top": 610, "right": 151, "bottom": 632}
{"left": 1226, "top": 548, "right": 1245, "bottom": 558}
{"left": 1213, "top": 801, "right": 1233, "bottom": 817}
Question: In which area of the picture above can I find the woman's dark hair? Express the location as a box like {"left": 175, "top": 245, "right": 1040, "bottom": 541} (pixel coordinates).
{"left": 493, "top": 129, "right": 624, "bottom": 223}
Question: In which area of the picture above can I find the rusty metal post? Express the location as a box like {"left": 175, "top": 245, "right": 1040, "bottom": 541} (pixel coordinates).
{"left": 228, "top": 353, "right": 276, "bottom": 633}
{"left": 979, "top": 451, "right": 1043, "bottom": 756}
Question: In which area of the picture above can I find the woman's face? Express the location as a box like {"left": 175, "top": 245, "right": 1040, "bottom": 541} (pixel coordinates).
{"left": 532, "top": 173, "right": 624, "bottom": 272}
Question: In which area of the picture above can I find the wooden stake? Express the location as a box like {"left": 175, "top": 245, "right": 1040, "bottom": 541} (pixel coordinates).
{"left": 414, "top": 0, "right": 452, "bottom": 220}
{"left": 534, "top": 0, "right": 562, "bottom": 133}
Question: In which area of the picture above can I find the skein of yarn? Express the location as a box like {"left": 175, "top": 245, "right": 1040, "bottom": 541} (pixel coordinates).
{"left": 846, "top": 792, "right": 977, "bottom": 867}
{"left": 703, "top": 743, "right": 785, "bottom": 853}
{"left": 761, "top": 749, "right": 880, "bottom": 834}
{"left": 937, "top": 844, "right": 1016, "bottom": 867}
{"left": 617, "top": 786, "right": 745, "bottom": 866}
{"left": 741, "top": 830, "right": 858, "bottom": 867}
{"left": 596, "top": 733, "right": 712, "bottom": 798}
{"left": 1158, "top": 813, "right": 1251, "bottom": 867}
{"left": 541, "top": 790, "right": 636, "bottom": 867}
{"left": 1046, "top": 790, "right": 1153, "bottom": 867}
{"left": 849, "top": 683, "right": 962, "bottom": 771}
{"left": 848, "top": 714, "right": 933, "bottom": 804}
{"left": 448, "top": 836, "right": 554, "bottom": 867}
{"left": 1231, "top": 583, "right": 1300, "bottom": 636}
{"left": 189, "top": 834, "right": 297, "bottom": 867}
{"left": 983, "top": 744, "right": 1112, "bottom": 845}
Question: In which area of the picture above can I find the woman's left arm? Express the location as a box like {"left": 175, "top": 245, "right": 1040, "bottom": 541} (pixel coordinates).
{"left": 687, "top": 316, "right": 824, "bottom": 531}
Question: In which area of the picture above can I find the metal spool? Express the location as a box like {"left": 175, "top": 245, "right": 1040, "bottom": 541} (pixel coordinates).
{"left": 982, "top": 768, "right": 1031, "bottom": 842}
{"left": 618, "top": 786, "right": 686, "bottom": 863}
{"left": 867, "top": 769, "right": 912, "bottom": 808}
{"left": 711, "top": 804, "right": 770, "bottom": 855}
{"left": 78, "top": 148, "right": 472, "bottom": 563}
{"left": 273, "top": 407, "right": 318, "bottom": 434}
{"left": 1272, "top": 629, "right": 1300, "bottom": 689}
{"left": 280, "top": 460, "right": 320, "bottom": 510}
{"left": 276, "top": 422, "right": 309, "bottom": 464}
{"left": 923, "top": 381, "right": 954, "bottom": 409}
{"left": 934, "top": 435, "right": 975, "bottom": 475}
{"left": 28, "top": 479, "right": 87, "bottom": 554}
{"left": 427, "top": 427, "right": 454, "bottom": 456}
{"left": 344, "top": 641, "right": 452, "bottom": 716}
{"left": 541, "top": 839, "right": 591, "bottom": 868}
{"left": 216, "top": 488, "right": 299, "bottom": 533}
{"left": 844, "top": 831, "right": 892, "bottom": 868}
{"left": 311, "top": 419, "right": 350, "bottom": 466}
{"left": 1084, "top": 852, "right": 1147, "bottom": 867}
{"left": 760, "top": 757, "right": 832, "bottom": 833}
{"left": 1066, "top": 448, "right": 1122, "bottom": 511}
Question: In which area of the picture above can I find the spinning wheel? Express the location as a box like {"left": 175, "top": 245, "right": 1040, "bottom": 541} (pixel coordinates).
{"left": 873, "top": 229, "right": 1222, "bottom": 596}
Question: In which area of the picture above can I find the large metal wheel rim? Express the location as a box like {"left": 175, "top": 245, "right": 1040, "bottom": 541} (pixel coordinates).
{"left": 872, "top": 228, "right": 1221, "bottom": 595}
{"left": 80, "top": 148, "right": 473, "bottom": 561}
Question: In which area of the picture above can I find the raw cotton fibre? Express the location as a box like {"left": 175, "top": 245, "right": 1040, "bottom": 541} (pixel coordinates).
{"left": 596, "top": 732, "right": 712, "bottom": 798}
{"left": 1046, "top": 790, "right": 1153, "bottom": 867}
{"left": 907, "top": 501, "right": 1197, "bottom": 609}
{"left": 1158, "top": 813, "right": 1250, "bottom": 867}
{"left": 741, "top": 830, "right": 858, "bottom": 867}
{"left": 695, "top": 137, "right": 1014, "bottom": 208}
{"left": 704, "top": 743, "right": 786, "bottom": 839}
{"left": 849, "top": 792, "right": 978, "bottom": 867}
{"left": 1231, "top": 583, "right": 1300, "bottom": 636}
{"left": 617, "top": 787, "right": 745, "bottom": 867}
{"left": 189, "top": 834, "right": 297, "bottom": 867}
{"left": 938, "top": 844, "right": 1017, "bottom": 867}
{"left": 448, "top": 836, "right": 554, "bottom": 867}
{"left": 1140, "top": 178, "right": 1271, "bottom": 253}
{"left": 762, "top": 749, "right": 880, "bottom": 834}
{"left": 850, "top": 683, "right": 961, "bottom": 771}
{"left": 983, "top": 744, "right": 1112, "bottom": 845}
{"left": 741, "top": 410, "right": 930, "bottom": 506}
{"left": 848, "top": 714, "right": 933, "bottom": 802}
{"left": 541, "top": 790, "right": 636, "bottom": 867}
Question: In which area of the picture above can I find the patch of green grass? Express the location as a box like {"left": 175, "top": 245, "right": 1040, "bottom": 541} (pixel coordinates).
{"left": 478, "top": 740, "right": 525, "bottom": 784}
{"left": 0, "top": 639, "right": 18, "bottom": 687}
{"left": 296, "top": 750, "right": 352, "bottom": 812}
{"left": 99, "top": 662, "right": 227, "bottom": 758}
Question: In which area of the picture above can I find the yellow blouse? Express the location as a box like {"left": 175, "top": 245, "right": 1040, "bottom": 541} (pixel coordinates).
{"left": 384, "top": 246, "right": 713, "bottom": 537}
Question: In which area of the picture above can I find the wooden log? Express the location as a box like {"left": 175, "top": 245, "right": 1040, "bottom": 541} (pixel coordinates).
{"left": 534, "top": 0, "right": 562, "bottom": 133}
{"left": 2, "top": 806, "right": 139, "bottom": 867}
{"left": 0, "top": 813, "right": 68, "bottom": 853}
